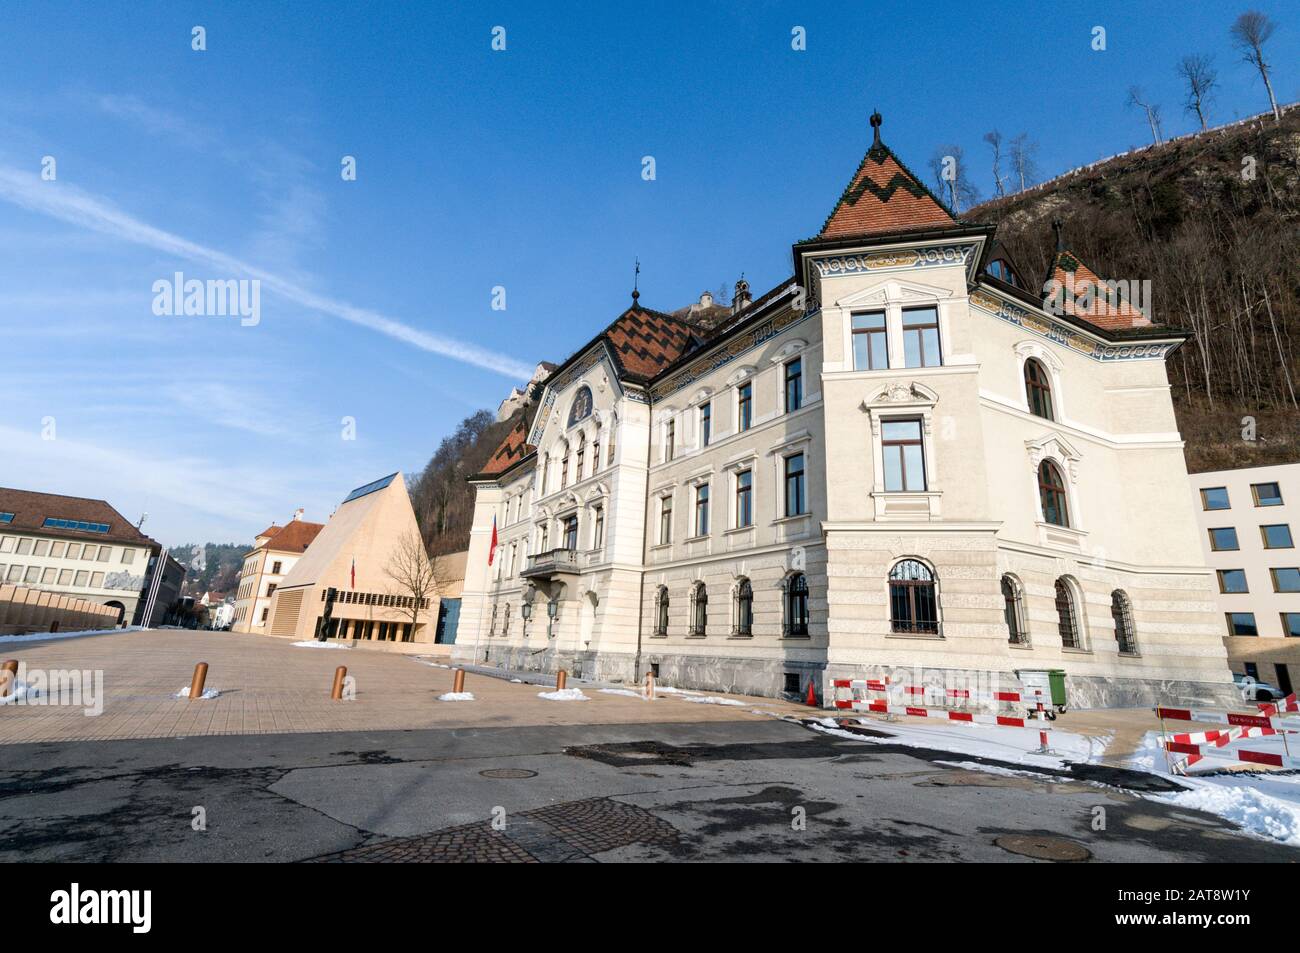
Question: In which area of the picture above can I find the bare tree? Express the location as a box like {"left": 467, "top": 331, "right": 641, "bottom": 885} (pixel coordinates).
{"left": 1231, "top": 10, "right": 1280, "bottom": 121}
{"left": 1127, "top": 86, "right": 1164, "bottom": 144}
{"left": 384, "top": 530, "right": 443, "bottom": 641}
{"left": 1008, "top": 133, "right": 1039, "bottom": 192}
{"left": 927, "top": 144, "right": 980, "bottom": 212}
{"left": 1177, "top": 54, "right": 1218, "bottom": 130}
{"left": 984, "top": 130, "right": 1007, "bottom": 198}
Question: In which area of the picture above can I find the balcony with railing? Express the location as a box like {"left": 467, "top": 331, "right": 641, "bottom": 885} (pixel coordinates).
{"left": 521, "top": 547, "right": 580, "bottom": 580}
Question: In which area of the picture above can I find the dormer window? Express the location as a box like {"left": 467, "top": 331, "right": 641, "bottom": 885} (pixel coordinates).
{"left": 988, "top": 258, "right": 1021, "bottom": 287}
{"left": 568, "top": 386, "right": 593, "bottom": 426}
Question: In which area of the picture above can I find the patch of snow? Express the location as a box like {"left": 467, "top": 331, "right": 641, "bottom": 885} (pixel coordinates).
{"left": 653, "top": 685, "right": 702, "bottom": 696}
{"left": 598, "top": 688, "right": 652, "bottom": 699}
{"left": 510, "top": 678, "right": 524, "bottom": 683}
{"left": 538, "top": 688, "right": 589, "bottom": 701}
{"left": 174, "top": 686, "right": 221, "bottom": 700}
{"left": 0, "top": 680, "right": 39, "bottom": 705}
{"left": 934, "top": 759, "right": 1054, "bottom": 780}
{"left": 0, "top": 625, "right": 141, "bottom": 645}
{"left": 678, "top": 695, "right": 747, "bottom": 707}
{"left": 1153, "top": 780, "right": 1300, "bottom": 847}
{"left": 291, "top": 640, "right": 350, "bottom": 649}
{"left": 438, "top": 692, "right": 475, "bottom": 702}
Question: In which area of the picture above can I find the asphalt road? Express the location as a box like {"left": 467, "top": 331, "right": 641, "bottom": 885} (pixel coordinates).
{"left": 1, "top": 717, "right": 1293, "bottom": 862}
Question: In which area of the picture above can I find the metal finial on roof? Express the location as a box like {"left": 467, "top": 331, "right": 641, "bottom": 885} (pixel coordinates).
{"left": 1052, "top": 219, "right": 1065, "bottom": 251}
{"left": 631, "top": 257, "right": 640, "bottom": 304}
{"left": 870, "top": 110, "right": 883, "bottom": 146}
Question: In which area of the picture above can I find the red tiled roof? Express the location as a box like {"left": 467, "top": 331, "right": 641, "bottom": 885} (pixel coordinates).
{"left": 479, "top": 415, "right": 534, "bottom": 476}
{"left": 819, "top": 118, "right": 956, "bottom": 240}
{"left": 602, "top": 305, "right": 700, "bottom": 379}
{"left": 256, "top": 524, "right": 282, "bottom": 540}
{"left": 0, "top": 486, "right": 155, "bottom": 546}
{"left": 263, "top": 520, "right": 324, "bottom": 553}
{"left": 1045, "top": 251, "right": 1152, "bottom": 330}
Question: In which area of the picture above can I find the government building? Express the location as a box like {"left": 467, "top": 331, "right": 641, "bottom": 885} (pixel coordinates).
{"left": 454, "top": 115, "right": 1236, "bottom": 707}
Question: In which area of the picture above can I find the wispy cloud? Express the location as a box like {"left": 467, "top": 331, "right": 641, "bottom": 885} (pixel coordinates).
{"left": 0, "top": 166, "right": 533, "bottom": 380}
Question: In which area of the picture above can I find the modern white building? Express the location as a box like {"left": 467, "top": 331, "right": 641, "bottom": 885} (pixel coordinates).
{"left": 1190, "top": 463, "right": 1300, "bottom": 695}
{"left": 455, "top": 113, "right": 1236, "bottom": 708}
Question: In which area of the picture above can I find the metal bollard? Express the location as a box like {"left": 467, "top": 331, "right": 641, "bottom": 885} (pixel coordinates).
{"left": 331, "top": 666, "right": 348, "bottom": 700}
{"left": 189, "top": 662, "right": 208, "bottom": 701}
{"left": 452, "top": 668, "right": 465, "bottom": 694}
{"left": 0, "top": 659, "right": 18, "bottom": 699}
{"left": 556, "top": 670, "right": 567, "bottom": 691}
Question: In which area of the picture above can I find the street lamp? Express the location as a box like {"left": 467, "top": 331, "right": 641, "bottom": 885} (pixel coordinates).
{"left": 520, "top": 600, "right": 532, "bottom": 639}
{"left": 546, "top": 599, "right": 558, "bottom": 639}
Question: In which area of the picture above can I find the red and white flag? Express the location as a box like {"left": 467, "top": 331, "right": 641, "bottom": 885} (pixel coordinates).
{"left": 350, "top": 556, "right": 356, "bottom": 589}
{"left": 488, "top": 515, "right": 499, "bottom": 565}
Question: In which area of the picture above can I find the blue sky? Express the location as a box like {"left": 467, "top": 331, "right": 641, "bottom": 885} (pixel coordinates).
{"left": 1, "top": 1, "right": 1295, "bottom": 546}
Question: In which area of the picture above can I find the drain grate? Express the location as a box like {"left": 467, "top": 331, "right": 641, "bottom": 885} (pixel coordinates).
{"left": 994, "top": 834, "right": 1090, "bottom": 862}
{"left": 479, "top": 768, "right": 538, "bottom": 779}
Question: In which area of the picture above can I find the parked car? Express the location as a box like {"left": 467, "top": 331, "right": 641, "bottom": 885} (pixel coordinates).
{"left": 1233, "top": 673, "right": 1288, "bottom": 702}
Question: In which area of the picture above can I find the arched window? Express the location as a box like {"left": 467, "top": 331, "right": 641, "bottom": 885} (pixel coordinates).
{"left": 568, "top": 386, "right": 593, "bottom": 426}
{"left": 734, "top": 578, "right": 753, "bottom": 636}
{"left": 1055, "top": 578, "right": 1082, "bottom": 649}
{"left": 988, "top": 258, "right": 1021, "bottom": 287}
{"left": 1024, "top": 358, "right": 1055, "bottom": 420}
{"left": 889, "top": 559, "right": 939, "bottom": 635}
{"left": 1038, "top": 461, "right": 1069, "bottom": 527}
{"left": 784, "top": 573, "right": 809, "bottom": 637}
{"left": 575, "top": 434, "right": 586, "bottom": 480}
{"left": 689, "top": 581, "right": 708, "bottom": 636}
{"left": 1002, "top": 574, "right": 1027, "bottom": 645}
{"left": 654, "top": 586, "right": 669, "bottom": 636}
{"left": 1111, "top": 589, "right": 1137, "bottom": 655}
{"left": 607, "top": 415, "right": 617, "bottom": 465}
{"left": 560, "top": 441, "right": 570, "bottom": 489}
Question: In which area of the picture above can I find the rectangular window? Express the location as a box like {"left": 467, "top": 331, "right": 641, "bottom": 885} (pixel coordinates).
{"left": 1226, "top": 612, "right": 1258, "bottom": 636}
{"left": 659, "top": 496, "right": 673, "bottom": 544}
{"left": 41, "top": 567, "right": 56, "bottom": 584}
{"left": 58, "top": 568, "right": 73, "bottom": 585}
{"left": 90, "top": 572, "right": 104, "bottom": 588}
{"left": 902, "top": 306, "right": 941, "bottom": 367}
{"left": 272, "top": 561, "right": 283, "bottom": 574}
{"left": 593, "top": 506, "right": 605, "bottom": 549}
{"left": 784, "top": 358, "right": 803, "bottom": 412}
{"left": 16, "top": 538, "right": 31, "bottom": 555}
{"left": 1283, "top": 613, "right": 1300, "bottom": 638}
{"left": 120, "top": 547, "right": 132, "bottom": 563}
{"left": 695, "top": 484, "right": 710, "bottom": 537}
{"left": 261, "top": 608, "right": 269, "bottom": 623}
{"left": 1200, "top": 486, "right": 1230, "bottom": 510}
{"left": 33, "top": 540, "right": 49, "bottom": 557}
{"left": 1262, "top": 524, "right": 1294, "bottom": 549}
{"left": 736, "top": 469, "right": 753, "bottom": 528}
{"left": 852, "top": 311, "right": 888, "bottom": 370}
{"left": 6, "top": 565, "right": 21, "bottom": 583}
{"left": 267, "top": 583, "right": 278, "bottom": 596}
{"left": 563, "top": 517, "right": 578, "bottom": 551}
{"left": 82, "top": 546, "right": 97, "bottom": 561}
{"left": 700, "top": 402, "right": 712, "bottom": 447}
{"left": 51, "top": 542, "right": 66, "bottom": 558}
{"left": 74, "top": 570, "right": 89, "bottom": 587}
{"left": 98, "top": 547, "right": 111, "bottom": 562}
{"left": 665, "top": 420, "right": 675, "bottom": 461}
{"left": 1272, "top": 568, "right": 1300, "bottom": 593}
{"left": 882, "top": 419, "right": 926, "bottom": 492}
{"left": 1253, "top": 482, "right": 1284, "bottom": 506}
{"left": 784, "top": 453, "right": 807, "bottom": 517}
{"left": 25, "top": 566, "right": 40, "bottom": 584}
{"left": 737, "top": 382, "right": 753, "bottom": 431}
{"left": 1209, "top": 527, "right": 1239, "bottom": 551}
{"left": 1218, "top": 569, "right": 1249, "bottom": 593}
{"left": 0, "top": 537, "right": 11, "bottom": 554}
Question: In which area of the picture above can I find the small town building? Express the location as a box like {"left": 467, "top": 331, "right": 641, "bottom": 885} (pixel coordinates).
{"left": 232, "top": 509, "right": 325, "bottom": 634}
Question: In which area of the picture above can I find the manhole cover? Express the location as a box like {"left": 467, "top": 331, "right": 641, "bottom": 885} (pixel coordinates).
{"left": 994, "top": 835, "right": 1090, "bottom": 861}
{"left": 479, "top": 768, "right": 538, "bottom": 779}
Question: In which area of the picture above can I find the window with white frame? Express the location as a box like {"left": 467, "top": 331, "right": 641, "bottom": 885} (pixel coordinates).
{"left": 852, "top": 311, "right": 889, "bottom": 370}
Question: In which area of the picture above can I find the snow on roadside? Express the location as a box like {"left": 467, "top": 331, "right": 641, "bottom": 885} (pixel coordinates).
{"left": 599, "top": 688, "right": 653, "bottom": 699}
{"left": 1151, "top": 780, "right": 1300, "bottom": 846}
{"left": 174, "top": 686, "right": 221, "bottom": 699}
{"left": 678, "top": 695, "right": 747, "bottom": 707}
{"left": 0, "top": 625, "right": 141, "bottom": 645}
{"left": 538, "top": 688, "right": 589, "bottom": 701}
{"left": 291, "top": 640, "right": 350, "bottom": 649}
{"left": 438, "top": 692, "right": 475, "bottom": 702}
{"left": 810, "top": 716, "right": 1104, "bottom": 771}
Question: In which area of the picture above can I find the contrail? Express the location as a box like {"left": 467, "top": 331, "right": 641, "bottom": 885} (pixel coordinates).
{"left": 0, "top": 165, "right": 533, "bottom": 380}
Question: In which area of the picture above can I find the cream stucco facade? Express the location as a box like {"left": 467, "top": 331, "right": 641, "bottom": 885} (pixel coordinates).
{"left": 454, "top": 123, "right": 1235, "bottom": 709}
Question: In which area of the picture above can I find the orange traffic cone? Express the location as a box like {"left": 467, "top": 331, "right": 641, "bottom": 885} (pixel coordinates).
{"left": 805, "top": 679, "right": 818, "bottom": 707}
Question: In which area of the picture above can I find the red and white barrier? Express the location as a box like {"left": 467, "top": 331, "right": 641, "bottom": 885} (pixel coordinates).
{"left": 1259, "top": 692, "right": 1299, "bottom": 717}
{"left": 1155, "top": 705, "right": 1300, "bottom": 734}
{"left": 1156, "top": 702, "right": 1298, "bottom": 773}
{"left": 831, "top": 678, "right": 1048, "bottom": 731}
